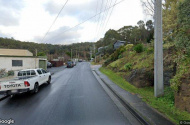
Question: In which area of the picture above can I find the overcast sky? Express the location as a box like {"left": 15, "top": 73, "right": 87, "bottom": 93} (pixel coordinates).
{"left": 0, "top": 0, "right": 146, "bottom": 45}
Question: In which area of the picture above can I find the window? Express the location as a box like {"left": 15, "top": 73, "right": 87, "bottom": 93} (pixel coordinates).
{"left": 18, "top": 71, "right": 27, "bottom": 76}
{"left": 12, "top": 60, "right": 23, "bottom": 67}
{"left": 18, "top": 71, "right": 23, "bottom": 76}
{"left": 37, "top": 69, "right": 42, "bottom": 75}
{"left": 23, "top": 71, "right": 27, "bottom": 76}
{"left": 41, "top": 69, "right": 47, "bottom": 74}
{"left": 31, "top": 70, "right": 36, "bottom": 75}
{"left": 26, "top": 71, "right": 30, "bottom": 75}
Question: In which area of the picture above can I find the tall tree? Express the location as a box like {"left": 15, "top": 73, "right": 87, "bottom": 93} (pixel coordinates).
{"left": 175, "top": 0, "right": 190, "bottom": 53}
{"left": 146, "top": 20, "right": 154, "bottom": 43}
{"left": 162, "top": 0, "right": 184, "bottom": 42}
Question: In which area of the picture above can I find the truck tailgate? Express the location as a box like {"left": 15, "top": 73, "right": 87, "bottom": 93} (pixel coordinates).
{"left": 0, "top": 81, "right": 27, "bottom": 91}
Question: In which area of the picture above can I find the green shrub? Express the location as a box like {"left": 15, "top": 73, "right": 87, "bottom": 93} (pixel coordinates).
{"left": 8, "top": 70, "right": 14, "bottom": 76}
{"left": 111, "top": 46, "right": 126, "bottom": 61}
{"left": 125, "top": 44, "right": 134, "bottom": 51}
{"left": 146, "top": 47, "right": 154, "bottom": 54}
{"left": 103, "top": 58, "right": 112, "bottom": 66}
{"left": 134, "top": 44, "right": 144, "bottom": 53}
{"left": 124, "top": 63, "right": 132, "bottom": 70}
{"left": 175, "top": 0, "right": 190, "bottom": 54}
{"left": 119, "top": 46, "right": 126, "bottom": 53}
{"left": 0, "top": 69, "right": 6, "bottom": 78}
{"left": 37, "top": 52, "right": 46, "bottom": 56}
{"left": 118, "top": 55, "right": 122, "bottom": 59}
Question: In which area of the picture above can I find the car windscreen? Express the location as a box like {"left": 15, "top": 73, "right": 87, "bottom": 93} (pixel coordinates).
{"left": 42, "top": 69, "right": 47, "bottom": 74}
{"left": 67, "top": 62, "right": 72, "bottom": 64}
{"left": 37, "top": 69, "right": 42, "bottom": 75}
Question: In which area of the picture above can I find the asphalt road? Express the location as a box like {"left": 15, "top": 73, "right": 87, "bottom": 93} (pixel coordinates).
{"left": 0, "top": 62, "right": 131, "bottom": 125}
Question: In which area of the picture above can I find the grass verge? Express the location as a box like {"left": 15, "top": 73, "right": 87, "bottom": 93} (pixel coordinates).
{"left": 91, "top": 62, "right": 102, "bottom": 65}
{"left": 100, "top": 67, "right": 190, "bottom": 125}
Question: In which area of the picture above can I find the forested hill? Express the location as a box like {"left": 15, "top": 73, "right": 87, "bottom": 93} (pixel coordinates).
{"left": 0, "top": 19, "right": 154, "bottom": 59}
{"left": 0, "top": 37, "right": 94, "bottom": 58}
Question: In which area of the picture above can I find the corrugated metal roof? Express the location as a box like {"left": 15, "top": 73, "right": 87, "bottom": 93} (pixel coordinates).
{"left": 0, "top": 49, "right": 33, "bottom": 56}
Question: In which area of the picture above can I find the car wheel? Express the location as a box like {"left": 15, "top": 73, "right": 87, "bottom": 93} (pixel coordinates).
{"left": 10, "top": 95, "right": 15, "bottom": 98}
{"left": 31, "top": 83, "right": 39, "bottom": 94}
{"left": 47, "top": 76, "right": 51, "bottom": 84}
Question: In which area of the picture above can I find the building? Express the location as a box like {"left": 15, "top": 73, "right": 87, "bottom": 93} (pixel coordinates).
{"left": 98, "top": 47, "right": 104, "bottom": 53}
{"left": 0, "top": 49, "right": 47, "bottom": 75}
{"left": 113, "top": 40, "right": 126, "bottom": 50}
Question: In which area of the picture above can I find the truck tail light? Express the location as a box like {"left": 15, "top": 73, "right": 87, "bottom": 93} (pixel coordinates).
{"left": 24, "top": 81, "right": 30, "bottom": 87}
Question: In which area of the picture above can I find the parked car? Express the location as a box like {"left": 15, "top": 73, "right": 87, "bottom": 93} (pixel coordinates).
{"left": 0, "top": 68, "right": 51, "bottom": 96}
{"left": 78, "top": 59, "right": 83, "bottom": 62}
{"left": 73, "top": 61, "right": 76, "bottom": 66}
{"left": 47, "top": 62, "right": 52, "bottom": 68}
{"left": 67, "top": 61, "right": 74, "bottom": 68}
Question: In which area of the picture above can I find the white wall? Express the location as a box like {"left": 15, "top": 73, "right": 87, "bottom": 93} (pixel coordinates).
{"left": 0, "top": 57, "right": 39, "bottom": 72}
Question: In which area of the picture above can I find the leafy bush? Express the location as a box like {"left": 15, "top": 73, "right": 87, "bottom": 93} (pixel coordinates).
{"left": 124, "top": 63, "right": 132, "bottom": 70}
{"left": 118, "top": 55, "right": 122, "bottom": 59}
{"left": 0, "top": 69, "right": 6, "bottom": 78}
{"left": 134, "top": 44, "right": 144, "bottom": 53}
{"left": 125, "top": 44, "right": 134, "bottom": 51}
{"left": 146, "top": 47, "right": 154, "bottom": 54}
{"left": 119, "top": 46, "right": 126, "bottom": 53}
{"left": 175, "top": 0, "right": 190, "bottom": 54}
{"left": 103, "top": 58, "right": 112, "bottom": 67}
{"left": 37, "top": 52, "right": 46, "bottom": 56}
{"left": 8, "top": 70, "right": 14, "bottom": 76}
{"left": 111, "top": 46, "right": 126, "bottom": 61}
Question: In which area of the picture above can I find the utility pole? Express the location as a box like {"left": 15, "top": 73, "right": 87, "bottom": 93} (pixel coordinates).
{"left": 154, "top": 0, "right": 164, "bottom": 97}
{"left": 71, "top": 49, "right": 72, "bottom": 60}
{"left": 35, "top": 49, "right": 37, "bottom": 56}
{"left": 90, "top": 47, "right": 92, "bottom": 60}
{"left": 76, "top": 50, "right": 77, "bottom": 59}
{"left": 94, "top": 44, "right": 96, "bottom": 55}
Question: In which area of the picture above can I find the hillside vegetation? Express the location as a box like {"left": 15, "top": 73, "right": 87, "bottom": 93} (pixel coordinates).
{"left": 97, "top": 0, "right": 190, "bottom": 124}
{"left": 0, "top": 37, "right": 94, "bottom": 59}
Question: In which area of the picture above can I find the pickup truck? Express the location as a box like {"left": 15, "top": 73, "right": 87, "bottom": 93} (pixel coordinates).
{"left": 0, "top": 68, "right": 51, "bottom": 95}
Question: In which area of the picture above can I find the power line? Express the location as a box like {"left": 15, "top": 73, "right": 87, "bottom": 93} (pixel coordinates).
{"left": 41, "top": 0, "right": 69, "bottom": 43}
{"left": 96, "top": 0, "right": 110, "bottom": 40}
{"left": 102, "top": 0, "right": 118, "bottom": 37}
{"left": 93, "top": 0, "right": 100, "bottom": 42}
{"left": 95, "top": 0, "right": 104, "bottom": 40}
{"left": 96, "top": 0, "right": 113, "bottom": 41}
{"left": 45, "top": 0, "right": 125, "bottom": 43}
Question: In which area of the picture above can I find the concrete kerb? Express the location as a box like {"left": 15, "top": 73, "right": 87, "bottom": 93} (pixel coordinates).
{"left": 99, "top": 74, "right": 150, "bottom": 125}
{"left": 92, "top": 70, "right": 143, "bottom": 125}
{"left": 91, "top": 65, "right": 175, "bottom": 125}
{"left": 91, "top": 68, "right": 150, "bottom": 125}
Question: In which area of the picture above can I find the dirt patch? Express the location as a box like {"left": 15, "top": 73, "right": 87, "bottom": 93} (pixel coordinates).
{"left": 163, "top": 45, "right": 177, "bottom": 85}
{"left": 123, "top": 68, "right": 154, "bottom": 88}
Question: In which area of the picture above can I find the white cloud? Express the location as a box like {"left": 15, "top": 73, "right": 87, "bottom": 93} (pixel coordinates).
{"left": 34, "top": 25, "right": 82, "bottom": 44}
{"left": 0, "top": 0, "right": 24, "bottom": 26}
{"left": 0, "top": 0, "right": 145, "bottom": 44}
